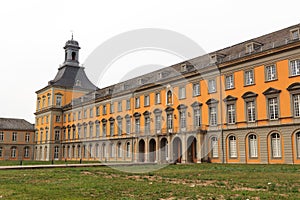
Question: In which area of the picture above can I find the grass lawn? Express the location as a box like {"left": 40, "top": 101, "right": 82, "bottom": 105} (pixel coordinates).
{"left": 0, "top": 164, "right": 299, "bottom": 199}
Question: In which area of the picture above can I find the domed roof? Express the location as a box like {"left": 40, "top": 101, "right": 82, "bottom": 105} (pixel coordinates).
{"left": 65, "top": 39, "right": 79, "bottom": 47}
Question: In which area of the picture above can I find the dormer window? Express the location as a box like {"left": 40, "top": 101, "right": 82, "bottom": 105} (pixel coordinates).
{"left": 210, "top": 53, "right": 226, "bottom": 63}
{"left": 137, "top": 78, "right": 142, "bottom": 85}
{"left": 290, "top": 28, "right": 300, "bottom": 40}
{"left": 245, "top": 42, "right": 262, "bottom": 54}
{"left": 158, "top": 72, "right": 162, "bottom": 79}
{"left": 181, "top": 63, "right": 187, "bottom": 72}
{"left": 75, "top": 80, "right": 81, "bottom": 86}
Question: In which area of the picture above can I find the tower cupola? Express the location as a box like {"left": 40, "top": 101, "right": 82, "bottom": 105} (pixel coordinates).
{"left": 62, "top": 34, "right": 81, "bottom": 67}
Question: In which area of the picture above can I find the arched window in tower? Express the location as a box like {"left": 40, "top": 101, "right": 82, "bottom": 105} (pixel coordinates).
{"left": 167, "top": 90, "right": 172, "bottom": 104}
{"left": 65, "top": 52, "right": 67, "bottom": 61}
{"left": 72, "top": 52, "right": 76, "bottom": 60}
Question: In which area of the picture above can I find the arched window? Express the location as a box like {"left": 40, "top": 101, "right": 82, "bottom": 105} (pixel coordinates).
{"left": 110, "top": 143, "right": 115, "bottom": 158}
{"left": 271, "top": 133, "right": 281, "bottom": 158}
{"left": 117, "top": 143, "right": 122, "bottom": 158}
{"left": 102, "top": 144, "right": 106, "bottom": 158}
{"left": 11, "top": 147, "right": 17, "bottom": 158}
{"left": 211, "top": 137, "right": 218, "bottom": 158}
{"left": 248, "top": 134, "right": 258, "bottom": 158}
{"left": 167, "top": 90, "right": 172, "bottom": 104}
{"left": 72, "top": 52, "right": 76, "bottom": 60}
{"left": 228, "top": 135, "right": 237, "bottom": 158}
{"left": 297, "top": 132, "right": 300, "bottom": 158}
{"left": 126, "top": 142, "right": 131, "bottom": 158}
{"left": 54, "top": 146, "right": 59, "bottom": 159}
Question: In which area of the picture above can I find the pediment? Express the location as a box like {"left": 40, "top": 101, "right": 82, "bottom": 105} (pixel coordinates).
{"left": 206, "top": 98, "right": 219, "bottom": 105}
{"left": 287, "top": 82, "right": 300, "bottom": 91}
{"left": 223, "top": 95, "right": 237, "bottom": 102}
{"left": 242, "top": 91, "right": 258, "bottom": 99}
{"left": 263, "top": 87, "right": 281, "bottom": 95}
{"left": 191, "top": 101, "right": 203, "bottom": 107}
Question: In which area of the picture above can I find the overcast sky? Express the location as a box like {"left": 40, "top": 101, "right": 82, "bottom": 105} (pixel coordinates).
{"left": 0, "top": 0, "right": 299, "bottom": 123}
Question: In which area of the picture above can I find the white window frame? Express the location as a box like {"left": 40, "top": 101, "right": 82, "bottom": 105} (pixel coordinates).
{"left": 227, "top": 104, "right": 236, "bottom": 124}
{"left": 290, "top": 59, "right": 300, "bottom": 76}
{"left": 268, "top": 97, "right": 279, "bottom": 120}
{"left": 144, "top": 95, "right": 150, "bottom": 106}
{"left": 209, "top": 106, "right": 217, "bottom": 126}
{"left": 179, "top": 86, "right": 186, "bottom": 99}
{"left": 208, "top": 79, "right": 216, "bottom": 93}
{"left": 193, "top": 83, "right": 200, "bottom": 96}
{"left": 293, "top": 94, "right": 300, "bottom": 117}
{"left": 265, "top": 64, "right": 277, "bottom": 81}
{"left": 225, "top": 74, "right": 234, "bottom": 90}
{"left": 245, "top": 69, "right": 254, "bottom": 86}
{"left": 229, "top": 135, "right": 237, "bottom": 158}
{"left": 246, "top": 101, "right": 256, "bottom": 122}
{"left": 271, "top": 133, "right": 281, "bottom": 158}
{"left": 211, "top": 137, "right": 218, "bottom": 158}
{"left": 155, "top": 92, "right": 161, "bottom": 104}
{"left": 248, "top": 134, "right": 258, "bottom": 158}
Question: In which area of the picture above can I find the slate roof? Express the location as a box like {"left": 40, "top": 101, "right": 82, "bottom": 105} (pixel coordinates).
{"left": 48, "top": 66, "right": 98, "bottom": 91}
{"left": 0, "top": 118, "right": 35, "bottom": 131}
{"left": 64, "top": 23, "right": 300, "bottom": 108}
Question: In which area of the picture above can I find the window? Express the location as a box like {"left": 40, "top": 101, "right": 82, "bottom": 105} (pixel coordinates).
{"left": 110, "top": 144, "right": 115, "bottom": 158}
{"left": 167, "top": 90, "right": 172, "bottom": 104}
{"left": 68, "top": 114, "right": 71, "bottom": 122}
{"left": 208, "top": 79, "right": 216, "bottom": 93}
{"left": 271, "top": 133, "right": 281, "bottom": 158}
{"left": 194, "top": 108, "right": 201, "bottom": 127}
{"left": 96, "top": 106, "right": 100, "bottom": 116}
{"left": 25, "top": 133, "right": 30, "bottom": 142}
{"left": 126, "top": 118, "right": 131, "bottom": 134}
{"left": 117, "top": 120, "right": 122, "bottom": 136}
{"left": 296, "top": 132, "right": 300, "bottom": 158}
{"left": 209, "top": 107, "right": 217, "bottom": 126}
{"left": 110, "top": 103, "right": 114, "bottom": 114}
{"left": 291, "top": 29, "right": 299, "bottom": 40}
{"left": 73, "top": 113, "right": 76, "bottom": 121}
{"left": 83, "top": 126, "right": 87, "bottom": 139}
{"left": 56, "top": 95, "right": 62, "bottom": 106}
{"left": 155, "top": 92, "right": 161, "bottom": 104}
{"left": 103, "top": 105, "right": 107, "bottom": 115}
{"left": 179, "top": 86, "right": 186, "bottom": 99}
{"left": 54, "top": 146, "right": 59, "bottom": 159}
{"left": 117, "top": 143, "right": 122, "bottom": 158}
{"left": 179, "top": 110, "right": 186, "bottom": 129}
{"left": 268, "top": 97, "right": 279, "bottom": 120}
{"left": 102, "top": 123, "right": 107, "bottom": 137}
{"left": 145, "top": 116, "right": 150, "bottom": 134}
{"left": 42, "top": 98, "right": 45, "bottom": 108}
{"left": 110, "top": 121, "right": 114, "bottom": 136}
{"left": 227, "top": 104, "right": 236, "bottom": 124}
{"left": 0, "top": 132, "right": 3, "bottom": 141}
{"left": 77, "top": 127, "right": 81, "bottom": 139}
{"left": 0, "top": 147, "right": 2, "bottom": 157}
{"left": 248, "top": 134, "right": 258, "bottom": 158}
{"left": 225, "top": 74, "right": 234, "bottom": 89}
{"left": 118, "top": 101, "right": 122, "bottom": 112}
{"left": 246, "top": 43, "right": 253, "bottom": 54}
{"left": 245, "top": 70, "right": 254, "bottom": 85}
{"left": 229, "top": 135, "right": 237, "bottom": 158}
{"left": 211, "top": 137, "right": 218, "bottom": 158}
{"left": 294, "top": 94, "right": 300, "bottom": 117}
{"left": 11, "top": 147, "right": 17, "bottom": 158}
{"left": 290, "top": 59, "right": 300, "bottom": 76}
{"left": 55, "top": 115, "right": 61, "bottom": 122}
{"left": 193, "top": 83, "right": 200, "bottom": 96}
{"left": 12, "top": 132, "right": 17, "bottom": 141}
{"left": 89, "top": 108, "right": 93, "bottom": 118}
{"left": 126, "top": 142, "right": 131, "bottom": 157}
{"left": 83, "top": 109, "right": 87, "bottom": 118}
{"left": 126, "top": 99, "right": 131, "bottom": 110}
{"left": 37, "top": 99, "right": 40, "bottom": 111}
{"left": 135, "top": 118, "right": 140, "bottom": 133}
{"left": 78, "top": 111, "right": 81, "bottom": 120}
{"left": 265, "top": 65, "right": 277, "bottom": 81}
{"left": 135, "top": 97, "right": 140, "bottom": 108}
{"left": 24, "top": 147, "right": 29, "bottom": 158}
{"left": 144, "top": 95, "right": 150, "bottom": 106}
{"left": 89, "top": 124, "right": 93, "bottom": 138}
{"left": 55, "top": 130, "right": 60, "bottom": 141}
{"left": 155, "top": 115, "right": 161, "bottom": 132}
{"left": 167, "top": 113, "right": 173, "bottom": 130}
{"left": 96, "top": 123, "right": 100, "bottom": 138}
{"left": 247, "top": 101, "right": 256, "bottom": 122}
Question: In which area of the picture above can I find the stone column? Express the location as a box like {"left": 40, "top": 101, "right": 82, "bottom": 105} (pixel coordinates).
{"left": 181, "top": 134, "right": 186, "bottom": 163}
{"left": 196, "top": 133, "right": 202, "bottom": 163}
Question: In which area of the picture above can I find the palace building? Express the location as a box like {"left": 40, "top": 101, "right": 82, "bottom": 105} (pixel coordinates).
{"left": 35, "top": 24, "right": 300, "bottom": 164}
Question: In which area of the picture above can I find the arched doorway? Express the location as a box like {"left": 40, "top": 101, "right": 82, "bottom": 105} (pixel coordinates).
{"left": 173, "top": 137, "right": 182, "bottom": 163}
{"left": 149, "top": 139, "right": 156, "bottom": 162}
{"left": 187, "top": 136, "right": 197, "bottom": 163}
{"left": 160, "top": 138, "right": 168, "bottom": 163}
{"left": 138, "top": 139, "right": 145, "bottom": 162}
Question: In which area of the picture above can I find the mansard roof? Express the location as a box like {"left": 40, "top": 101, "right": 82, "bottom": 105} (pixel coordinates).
{"left": 0, "top": 118, "right": 34, "bottom": 131}
{"left": 48, "top": 66, "right": 97, "bottom": 91}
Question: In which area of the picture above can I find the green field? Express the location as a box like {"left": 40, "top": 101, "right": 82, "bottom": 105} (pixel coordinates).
{"left": 0, "top": 163, "right": 299, "bottom": 199}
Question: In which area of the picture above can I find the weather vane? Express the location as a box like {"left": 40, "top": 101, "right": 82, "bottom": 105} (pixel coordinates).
{"left": 70, "top": 30, "right": 74, "bottom": 40}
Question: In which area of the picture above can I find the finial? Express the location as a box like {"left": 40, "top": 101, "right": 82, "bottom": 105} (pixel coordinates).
{"left": 70, "top": 30, "right": 74, "bottom": 40}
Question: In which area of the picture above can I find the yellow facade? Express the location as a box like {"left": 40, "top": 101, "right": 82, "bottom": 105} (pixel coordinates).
{"left": 35, "top": 24, "right": 300, "bottom": 164}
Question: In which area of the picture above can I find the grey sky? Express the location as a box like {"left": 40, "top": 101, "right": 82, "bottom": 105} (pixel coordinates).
{"left": 0, "top": 0, "right": 299, "bottom": 123}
